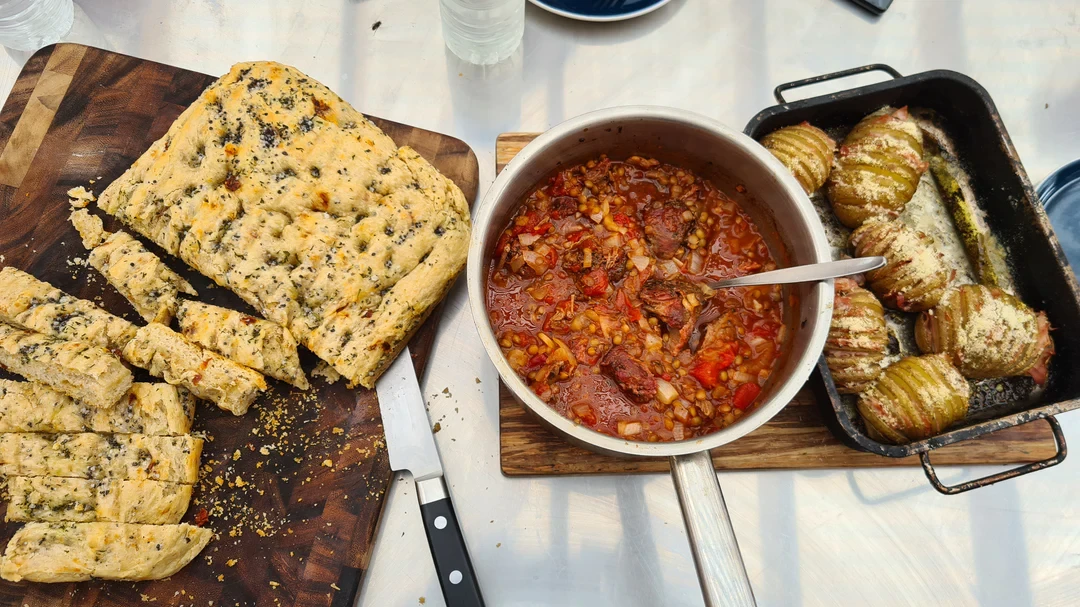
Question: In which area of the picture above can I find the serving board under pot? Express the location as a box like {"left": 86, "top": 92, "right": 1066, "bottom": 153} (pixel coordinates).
{"left": 494, "top": 132, "right": 1058, "bottom": 477}
{"left": 0, "top": 44, "right": 478, "bottom": 607}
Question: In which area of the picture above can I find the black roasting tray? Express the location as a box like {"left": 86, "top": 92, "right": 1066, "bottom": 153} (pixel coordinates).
{"left": 743, "top": 64, "right": 1080, "bottom": 494}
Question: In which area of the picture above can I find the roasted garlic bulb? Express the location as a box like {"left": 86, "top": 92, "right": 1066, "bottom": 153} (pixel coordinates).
{"left": 858, "top": 355, "right": 970, "bottom": 444}
{"left": 915, "top": 284, "right": 1053, "bottom": 381}
{"left": 760, "top": 122, "right": 836, "bottom": 194}
{"left": 850, "top": 218, "right": 948, "bottom": 312}
{"left": 826, "top": 278, "right": 888, "bottom": 394}
{"left": 827, "top": 106, "right": 928, "bottom": 228}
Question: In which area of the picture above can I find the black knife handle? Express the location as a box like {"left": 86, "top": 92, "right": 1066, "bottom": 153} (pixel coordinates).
{"left": 418, "top": 478, "right": 485, "bottom": 607}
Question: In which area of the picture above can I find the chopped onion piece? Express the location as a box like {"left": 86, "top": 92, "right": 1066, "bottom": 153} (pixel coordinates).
{"left": 518, "top": 233, "right": 541, "bottom": 246}
{"left": 604, "top": 234, "right": 622, "bottom": 249}
{"left": 732, "top": 371, "right": 756, "bottom": 383}
{"left": 590, "top": 212, "right": 604, "bottom": 223}
{"left": 521, "top": 250, "right": 549, "bottom": 275}
{"left": 630, "top": 255, "right": 650, "bottom": 272}
{"left": 509, "top": 255, "right": 525, "bottom": 273}
{"left": 655, "top": 379, "right": 679, "bottom": 405}
{"left": 644, "top": 333, "right": 663, "bottom": 351}
{"left": 659, "top": 260, "right": 680, "bottom": 277}
{"left": 672, "top": 422, "right": 686, "bottom": 441}
{"left": 583, "top": 248, "right": 593, "bottom": 268}
{"left": 618, "top": 421, "right": 643, "bottom": 437}
{"left": 688, "top": 250, "right": 705, "bottom": 274}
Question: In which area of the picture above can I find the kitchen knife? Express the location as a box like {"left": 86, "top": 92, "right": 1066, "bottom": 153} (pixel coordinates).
{"left": 374, "top": 346, "right": 485, "bottom": 607}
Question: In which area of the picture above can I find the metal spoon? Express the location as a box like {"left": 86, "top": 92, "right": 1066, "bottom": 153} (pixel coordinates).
{"left": 705, "top": 256, "right": 886, "bottom": 289}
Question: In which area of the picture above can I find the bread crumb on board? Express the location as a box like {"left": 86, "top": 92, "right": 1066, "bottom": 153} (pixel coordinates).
{"left": 66, "top": 186, "right": 96, "bottom": 208}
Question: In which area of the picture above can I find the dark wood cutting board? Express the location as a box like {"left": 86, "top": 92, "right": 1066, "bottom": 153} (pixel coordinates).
{"left": 495, "top": 132, "right": 1058, "bottom": 476}
{"left": 0, "top": 44, "right": 478, "bottom": 607}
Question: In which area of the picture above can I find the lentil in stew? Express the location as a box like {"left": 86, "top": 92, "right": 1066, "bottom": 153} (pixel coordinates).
{"left": 486, "top": 155, "right": 785, "bottom": 441}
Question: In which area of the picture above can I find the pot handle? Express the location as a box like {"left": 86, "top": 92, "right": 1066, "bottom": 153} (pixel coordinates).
{"left": 670, "top": 451, "right": 756, "bottom": 607}
{"left": 920, "top": 415, "right": 1068, "bottom": 495}
{"left": 773, "top": 64, "right": 902, "bottom": 104}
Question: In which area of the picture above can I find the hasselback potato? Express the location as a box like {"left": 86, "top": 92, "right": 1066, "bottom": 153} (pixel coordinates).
{"left": 857, "top": 355, "right": 970, "bottom": 444}
{"left": 827, "top": 106, "right": 928, "bottom": 228}
{"left": 850, "top": 218, "right": 948, "bottom": 312}
{"left": 760, "top": 122, "right": 836, "bottom": 194}
{"left": 915, "top": 284, "right": 1052, "bottom": 380}
{"left": 826, "top": 278, "right": 888, "bottom": 394}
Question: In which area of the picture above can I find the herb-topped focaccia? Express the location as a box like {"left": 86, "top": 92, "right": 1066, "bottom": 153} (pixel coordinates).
{"left": 0, "top": 322, "right": 132, "bottom": 409}
{"left": 69, "top": 209, "right": 197, "bottom": 324}
{"left": 0, "top": 433, "right": 201, "bottom": 484}
{"left": 0, "top": 380, "right": 195, "bottom": 435}
{"left": 176, "top": 300, "right": 308, "bottom": 389}
{"left": 0, "top": 266, "right": 136, "bottom": 350}
{"left": 6, "top": 477, "right": 192, "bottom": 525}
{"left": 95, "top": 61, "right": 470, "bottom": 388}
{"left": 0, "top": 522, "right": 211, "bottom": 582}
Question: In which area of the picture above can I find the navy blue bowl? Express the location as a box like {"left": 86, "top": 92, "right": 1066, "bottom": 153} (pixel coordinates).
{"left": 1039, "top": 158, "right": 1080, "bottom": 269}
{"left": 529, "top": 0, "right": 672, "bottom": 22}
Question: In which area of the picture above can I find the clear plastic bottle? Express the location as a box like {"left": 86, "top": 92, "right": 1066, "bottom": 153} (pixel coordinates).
{"left": 440, "top": 0, "right": 524, "bottom": 65}
{"left": 0, "top": 0, "right": 73, "bottom": 52}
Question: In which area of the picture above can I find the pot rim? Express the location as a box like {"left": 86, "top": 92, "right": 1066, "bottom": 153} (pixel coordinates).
{"left": 467, "top": 105, "right": 833, "bottom": 458}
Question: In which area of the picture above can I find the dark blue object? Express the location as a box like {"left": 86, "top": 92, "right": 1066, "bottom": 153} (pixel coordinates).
{"left": 1039, "top": 158, "right": 1080, "bottom": 268}
{"left": 530, "top": 0, "right": 671, "bottom": 22}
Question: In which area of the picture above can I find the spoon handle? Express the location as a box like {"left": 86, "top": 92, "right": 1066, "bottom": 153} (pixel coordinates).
{"left": 707, "top": 257, "right": 886, "bottom": 289}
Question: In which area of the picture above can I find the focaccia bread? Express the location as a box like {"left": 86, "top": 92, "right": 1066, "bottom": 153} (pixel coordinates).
{"left": 0, "top": 380, "right": 195, "bottom": 435}
{"left": 70, "top": 209, "right": 197, "bottom": 324}
{"left": 0, "top": 433, "right": 202, "bottom": 484}
{"left": 0, "top": 322, "right": 132, "bottom": 409}
{"left": 6, "top": 477, "right": 192, "bottom": 524}
{"left": 121, "top": 323, "right": 266, "bottom": 415}
{"left": 0, "top": 266, "right": 136, "bottom": 350}
{"left": 177, "top": 300, "right": 308, "bottom": 389}
{"left": 96, "top": 61, "right": 470, "bottom": 388}
{"left": 0, "top": 522, "right": 211, "bottom": 582}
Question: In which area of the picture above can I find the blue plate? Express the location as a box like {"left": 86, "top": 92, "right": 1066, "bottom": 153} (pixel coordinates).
{"left": 1038, "top": 158, "right": 1080, "bottom": 268}
{"left": 529, "top": 0, "right": 673, "bottom": 22}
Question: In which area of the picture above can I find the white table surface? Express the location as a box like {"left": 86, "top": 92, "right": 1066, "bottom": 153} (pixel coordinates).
{"left": 1, "top": 1, "right": 1077, "bottom": 605}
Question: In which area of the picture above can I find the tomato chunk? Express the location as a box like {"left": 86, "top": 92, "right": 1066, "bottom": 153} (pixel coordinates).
{"left": 689, "top": 344, "right": 736, "bottom": 389}
{"left": 733, "top": 383, "right": 761, "bottom": 410}
{"left": 579, "top": 268, "right": 609, "bottom": 297}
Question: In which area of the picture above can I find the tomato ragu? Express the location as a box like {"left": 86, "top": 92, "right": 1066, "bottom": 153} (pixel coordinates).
{"left": 486, "top": 155, "right": 785, "bottom": 442}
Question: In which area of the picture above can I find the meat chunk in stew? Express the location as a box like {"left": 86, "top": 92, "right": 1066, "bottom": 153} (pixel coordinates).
{"left": 601, "top": 346, "right": 657, "bottom": 403}
{"left": 643, "top": 202, "right": 694, "bottom": 259}
{"left": 562, "top": 245, "right": 628, "bottom": 295}
{"left": 639, "top": 278, "right": 701, "bottom": 353}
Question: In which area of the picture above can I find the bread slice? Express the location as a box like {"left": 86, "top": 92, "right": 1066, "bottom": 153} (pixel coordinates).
{"left": 95, "top": 61, "right": 470, "bottom": 388}
{"left": 6, "top": 477, "right": 192, "bottom": 524}
{"left": 0, "top": 380, "right": 195, "bottom": 435}
{"left": 121, "top": 323, "right": 266, "bottom": 415}
{"left": 0, "top": 433, "right": 202, "bottom": 484}
{"left": 0, "top": 266, "right": 136, "bottom": 349}
{"left": 0, "top": 322, "right": 132, "bottom": 409}
{"left": 176, "top": 300, "right": 308, "bottom": 389}
{"left": 69, "top": 209, "right": 198, "bottom": 324}
{"left": 0, "top": 522, "right": 211, "bottom": 582}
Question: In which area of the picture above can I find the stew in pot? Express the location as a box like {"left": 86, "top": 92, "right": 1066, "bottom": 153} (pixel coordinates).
{"left": 486, "top": 155, "right": 785, "bottom": 441}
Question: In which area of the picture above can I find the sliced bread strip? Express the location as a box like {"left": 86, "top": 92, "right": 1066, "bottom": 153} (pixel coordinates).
{"left": 0, "top": 433, "right": 202, "bottom": 484}
{"left": 121, "top": 323, "right": 266, "bottom": 415}
{"left": 0, "top": 380, "right": 195, "bottom": 435}
{"left": 177, "top": 300, "right": 309, "bottom": 389}
{"left": 0, "top": 322, "right": 132, "bottom": 409}
{"left": 0, "top": 266, "right": 136, "bottom": 349}
{"left": 6, "top": 477, "right": 192, "bottom": 524}
{"left": 70, "top": 209, "right": 197, "bottom": 324}
{"left": 0, "top": 522, "right": 211, "bottom": 582}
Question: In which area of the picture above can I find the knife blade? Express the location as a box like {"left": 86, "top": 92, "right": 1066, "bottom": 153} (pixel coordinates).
{"left": 374, "top": 346, "right": 485, "bottom": 607}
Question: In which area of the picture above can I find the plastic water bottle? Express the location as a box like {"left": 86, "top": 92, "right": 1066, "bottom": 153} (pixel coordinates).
{"left": 440, "top": 0, "right": 524, "bottom": 65}
{"left": 0, "top": 0, "right": 73, "bottom": 52}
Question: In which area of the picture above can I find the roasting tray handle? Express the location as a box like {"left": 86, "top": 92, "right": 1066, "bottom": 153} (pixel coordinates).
{"left": 920, "top": 414, "right": 1067, "bottom": 495}
{"left": 773, "top": 64, "right": 903, "bottom": 104}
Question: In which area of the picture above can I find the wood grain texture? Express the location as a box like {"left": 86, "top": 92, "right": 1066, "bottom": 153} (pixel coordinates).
{"left": 0, "top": 44, "right": 479, "bottom": 607}
{"left": 495, "top": 132, "right": 1058, "bottom": 477}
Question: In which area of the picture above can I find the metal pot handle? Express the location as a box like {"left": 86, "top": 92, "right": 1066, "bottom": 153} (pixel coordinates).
{"left": 920, "top": 415, "right": 1068, "bottom": 495}
{"left": 773, "top": 64, "right": 903, "bottom": 104}
{"left": 669, "top": 451, "right": 756, "bottom": 607}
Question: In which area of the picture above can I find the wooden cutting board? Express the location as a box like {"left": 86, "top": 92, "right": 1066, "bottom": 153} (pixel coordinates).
{"left": 0, "top": 44, "right": 478, "bottom": 607}
{"left": 495, "top": 132, "right": 1058, "bottom": 476}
